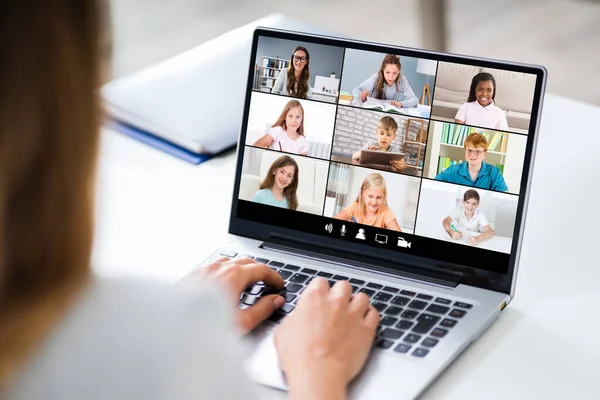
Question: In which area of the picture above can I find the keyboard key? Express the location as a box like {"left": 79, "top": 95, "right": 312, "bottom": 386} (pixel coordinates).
{"left": 380, "top": 316, "right": 398, "bottom": 326}
{"left": 327, "top": 280, "right": 336, "bottom": 288}
{"left": 246, "top": 285, "right": 263, "bottom": 296}
{"left": 351, "top": 285, "right": 359, "bottom": 293}
{"left": 373, "top": 292, "right": 393, "bottom": 302}
{"left": 404, "top": 334, "right": 421, "bottom": 344}
{"left": 426, "top": 304, "right": 450, "bottom": 314}
{"left": 280, "top": 304, "right": 295, "bottom": 314}
{"left": 375, "top": 339, "right": 394, "bottom": 349}
{"left": 416, "top": 293, "right": 433, "bottom": 301}
{"left": 289, "top": 273, "right": 309, "bottom": 284}
{"left": 381, "top": 328, "right": 404, "bottom": 340}
{"left": 382, "top": 286, "right": 399, "bottom": 294}
{"left": 285, "top": 283, "right": 303, "bottom": 293}
{"left": 240, "top": 294, "right": 259, "bottom": 306}
{"left": 359, "top": 288, "right": 376, "bottom": 297}
{"left": 262, "top": 287, "right": 280, "bottom": 296}
{"left": 372, "top": 302, "right": 387, "bottom": 313}
{"left": 435, "top": 297, "right": 452, "bottom": 305}
{"left": 269, "top": 261, "right": 285, "bottom": 268}
{"left": 408, "top": 300, "right": 428, "bottom": 310}
{"left": 422, "top": 338, "right": 439, "bottom": 348}
{"left": 385, "top": 306, "right": 403, "bottom": 316}
{"left": 412, "top": 314, "right": 441, "bottom": 334}
{"left": 401, "top": 310, "right": 419, "bottom": 319}
{"left": 301, "top": 268, "right": 317, "bottom": 275}
{"left": 317, "top": 271, "right": 333, "bottom": 278}
{"left": 283, "top": 292, "right": 297, "bottom": 303}
{"left": 394, "top": 343, "right": 411, "bottom": 354}
{"left": 267, "top": 312, "right": 286, "bottom": 324}
{"left": 412, "top": 348, "right": 429, "bottom": 358}
{"left": 367, "top": 282, "right": 383, "bottom": 290}
{"left": 450, "top": 309, "right": 467, "bottom": 319}
{"left": 349, "top": 278, "right": 365, "bottom": 285}
{"left": 333, "top": 275, "right": 349, "bottom": 281}
{"left": 305, "top": 277, "right": 314, "bottom": 285}
{"left": 396, "top": 320, "right": 414, "bottom": 330}
{"left": 218, "top": 250, "right": 238, "bottom": 258}
{"left": 430, "top": 328, "right": 449, "bottom": 338}
{"left": 454, "top": 302, "right": 473, "bottom": 309}
{"left": 277, "top": 270, "right": 293, "bottom": 280}
{"left": 283, "top": 265, "right": 300, "bottom": 271}
{"left": 254, "top": 257, "right": 270, "bottom": 264}
{"left": 391, "top": 296, "right": 410, "bottom": 306}
{"left": 400, "top": 290, "right": 416, "bottom": 297}
{"left": 255, "top": 281, "right": 264, "bottom": 286}
{"left": 440, "top": 318, "right": 458, "bottom": 328}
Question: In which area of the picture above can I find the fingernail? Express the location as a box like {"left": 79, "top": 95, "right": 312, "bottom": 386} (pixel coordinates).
{"left": 274, "top": 295, "right": 285, "bottom": 308}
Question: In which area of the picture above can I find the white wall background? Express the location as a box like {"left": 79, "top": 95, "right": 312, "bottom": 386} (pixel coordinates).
{"left": 245, "top": 91, "right": 337, "bottom": 145}
{"left": 415, "top": 179, "right": 519, "bottom": 240}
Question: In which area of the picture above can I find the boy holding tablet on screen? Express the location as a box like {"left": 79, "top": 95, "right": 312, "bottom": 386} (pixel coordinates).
{"left": 352, "top": 115, "right": 406, "bottom": 171}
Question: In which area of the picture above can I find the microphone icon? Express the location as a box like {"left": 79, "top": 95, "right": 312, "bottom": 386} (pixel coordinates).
{"left": 341, "top": 225, "right": 346, "bottom": 236}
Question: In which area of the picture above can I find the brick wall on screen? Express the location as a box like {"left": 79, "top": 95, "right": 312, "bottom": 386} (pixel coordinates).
{"left": 332, "top": 107, "right": 428, "bottom": 164}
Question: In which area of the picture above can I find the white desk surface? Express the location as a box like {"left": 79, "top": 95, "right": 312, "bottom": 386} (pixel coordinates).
{"left": 94, "top": 93, "right": 600, "bottom": 399}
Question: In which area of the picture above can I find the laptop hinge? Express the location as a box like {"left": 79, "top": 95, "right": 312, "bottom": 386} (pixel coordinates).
{"left": 261, "top": 236, "right": 462, "bottom": 289}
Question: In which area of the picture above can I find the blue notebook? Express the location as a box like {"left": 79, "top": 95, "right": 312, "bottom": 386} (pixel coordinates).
{"left": 107, "top": 119, "right": 214, "bottom": 165}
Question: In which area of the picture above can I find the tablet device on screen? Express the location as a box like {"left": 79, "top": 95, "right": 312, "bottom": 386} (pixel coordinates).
{"left": 359, "top": 149, "right": 405, "bottom": 165}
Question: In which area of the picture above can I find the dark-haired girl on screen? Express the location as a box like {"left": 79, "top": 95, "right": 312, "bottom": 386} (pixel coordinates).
{"left": 455, "top": 72, "right": 509, "bottom": 130}
{"left": 271, "top": 46, "right": 313, "bottom": 99}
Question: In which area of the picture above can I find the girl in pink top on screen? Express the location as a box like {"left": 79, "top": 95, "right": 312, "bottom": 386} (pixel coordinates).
{"left": 333, "top": 173, "right": 401, "bottom": 231}
{"left": 252, "top": 99, "right": 309, "bottom": 156}
{"left": 455, "top": 72, "right": 509, "bottom": 131}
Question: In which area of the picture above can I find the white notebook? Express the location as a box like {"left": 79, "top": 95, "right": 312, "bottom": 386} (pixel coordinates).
{"left": 102, "top": 14, "right": 336, "bottom": 154}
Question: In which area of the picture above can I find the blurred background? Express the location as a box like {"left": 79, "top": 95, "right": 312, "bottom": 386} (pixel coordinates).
{"left": 107, "top": 0, "right": 600, "bottom": 106}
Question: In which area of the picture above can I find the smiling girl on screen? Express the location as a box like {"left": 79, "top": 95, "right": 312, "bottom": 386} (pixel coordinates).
{"left": 252, "top": 99, "right": 309, "bottom": 156}
{"left": 271, "top": 46, "right": 313, "bottom": 99}
{"left": 455, "top": 72, "right": 509, "bottom": 131}
{"left": 442, "top": 189, "right": 495, "bottom": 246}
{"left": 251, "top": 155, "right": 299, "bottom": 210}
{"left": 352, "top": 54, "right": 418, "bottom": 108}
{"left": 333, "top": 173, "right": 401, "bottom": 231}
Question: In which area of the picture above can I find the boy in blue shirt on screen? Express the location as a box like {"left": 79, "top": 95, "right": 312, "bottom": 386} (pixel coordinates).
{"left": 435, "top": 132, "right": 508, "bottom": 192}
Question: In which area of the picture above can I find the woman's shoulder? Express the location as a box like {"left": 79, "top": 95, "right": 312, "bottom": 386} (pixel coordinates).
{"left": 7, "top": 278, "right": 252, "bottom": 399}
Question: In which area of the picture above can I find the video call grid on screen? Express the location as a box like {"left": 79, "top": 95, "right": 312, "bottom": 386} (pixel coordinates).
{"left": 236, "top": 33, "right": 539, "bottom": 274}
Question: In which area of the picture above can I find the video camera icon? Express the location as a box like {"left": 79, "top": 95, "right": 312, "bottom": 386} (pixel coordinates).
{"left": 397, "top": 237, "right": 411, "bottom": 248}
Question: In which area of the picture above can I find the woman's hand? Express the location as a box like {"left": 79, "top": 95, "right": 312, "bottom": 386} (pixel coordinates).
{"left": 468, "top": 236, "right": 479, "bottom": 245}
{"left": 390, "top": 100, "right": 403, "bottom": 107}
{"left": 390, "top": 159, "right": 406, "bottom": 171}
{"left": 450, "top": 231, "right": 462, "bottom": 240}
{"left": 189, "top": 257, "right": 285, "bottom": 334}
{"left": 275, "top": 278, "right": 379, "bottom": 399}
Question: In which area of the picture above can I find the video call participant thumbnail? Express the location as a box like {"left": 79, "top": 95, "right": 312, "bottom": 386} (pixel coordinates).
{"left": 435, "top": 132, "right": 508, "bottom": 192}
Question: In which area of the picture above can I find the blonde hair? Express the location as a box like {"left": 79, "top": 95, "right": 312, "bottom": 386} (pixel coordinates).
{"left": 0, "top": 0, "right": 101, "bottom": 388}
{"left": 271, "top": 100, "right": 305, "bottom": 136}
{"left": 354, "top": 173, "right": 388, "bottom": 219}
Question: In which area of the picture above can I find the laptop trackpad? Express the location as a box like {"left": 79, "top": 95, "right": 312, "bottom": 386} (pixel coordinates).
{"left": 243, "top": 327, "right": 288, "bottom": 391}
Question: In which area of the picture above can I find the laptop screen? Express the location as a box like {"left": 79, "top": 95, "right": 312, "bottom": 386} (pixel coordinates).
{"left": 232, "top": 29, "right": 544, "bottom": 290}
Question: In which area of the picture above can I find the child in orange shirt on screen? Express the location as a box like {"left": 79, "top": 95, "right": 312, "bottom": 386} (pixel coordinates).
{"left": 333, "top": 173, "right": 401, "bottom": 231}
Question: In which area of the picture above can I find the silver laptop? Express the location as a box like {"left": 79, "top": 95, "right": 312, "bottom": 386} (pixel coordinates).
{"left": 197, "top": 28, "right": 546, "bottom": 399}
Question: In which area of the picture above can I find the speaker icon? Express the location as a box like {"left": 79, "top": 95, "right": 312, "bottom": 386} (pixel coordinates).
{"left": 325, "top": 223, "right": 333, "bottom": 233}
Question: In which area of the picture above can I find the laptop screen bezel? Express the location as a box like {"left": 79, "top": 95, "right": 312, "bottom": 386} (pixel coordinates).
{"left": 229, "top": 27, "right": 547, "bottom": 296}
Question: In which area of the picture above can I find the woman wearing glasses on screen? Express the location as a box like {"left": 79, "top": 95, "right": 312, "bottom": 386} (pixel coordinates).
{"left": 271, "top": 46, "right": 313, "bottom": 99}
{"left": 435, "top": 133, "right": 508, "bottom": 192}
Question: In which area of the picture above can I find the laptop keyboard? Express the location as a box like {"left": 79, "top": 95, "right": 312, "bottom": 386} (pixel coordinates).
{"left": 229, "top": 254, "right": 473, "bottom": 359}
